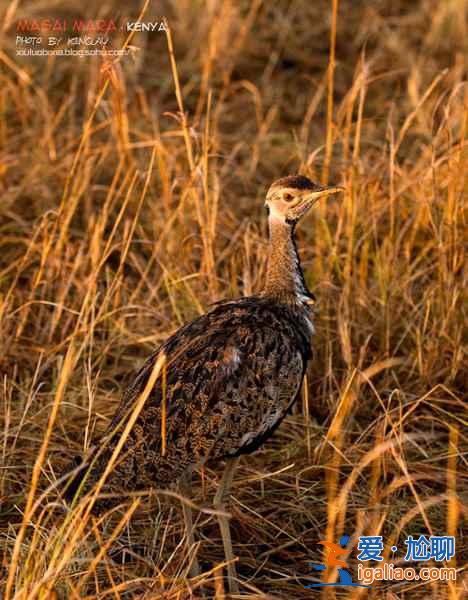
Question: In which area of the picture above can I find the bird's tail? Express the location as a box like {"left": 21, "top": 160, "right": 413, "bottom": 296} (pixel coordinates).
{"left": 61, "top": 446, "right": 127, "bottom": 513}
{"left": 62, "top": 455, "right": 90, "bottom": 504}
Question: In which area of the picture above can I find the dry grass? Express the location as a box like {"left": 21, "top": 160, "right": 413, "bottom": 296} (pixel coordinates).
{"left": 0, "top": 0, "right": 466, "bottom": 598}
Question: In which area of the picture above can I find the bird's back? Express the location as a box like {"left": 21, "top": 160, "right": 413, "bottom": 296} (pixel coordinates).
{"left": 66, "top": 297, "right": 312, "bottom": 505}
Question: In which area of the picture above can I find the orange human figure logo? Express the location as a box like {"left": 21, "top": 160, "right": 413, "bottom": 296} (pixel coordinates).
{"left": 308, "top": 534, "right": 369, "bottom": 588}
{"left": 318, "top": 540, "right": 348, "bottom": 568}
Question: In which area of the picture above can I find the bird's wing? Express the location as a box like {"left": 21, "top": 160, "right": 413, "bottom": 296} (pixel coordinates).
{"left": 85, "top": 298, "right": 310, "bottom": 491}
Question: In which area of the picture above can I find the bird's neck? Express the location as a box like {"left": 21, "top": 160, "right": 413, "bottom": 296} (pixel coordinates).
{"left": 262, "top": 215, "right": 312, "bottom": 303}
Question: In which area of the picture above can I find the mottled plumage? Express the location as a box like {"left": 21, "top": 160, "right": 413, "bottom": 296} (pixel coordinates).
{"left": 67, "top": 297, "right": 311, "bottom": 503}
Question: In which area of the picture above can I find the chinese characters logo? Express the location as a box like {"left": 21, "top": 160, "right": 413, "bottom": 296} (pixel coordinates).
{"left": 306, "top": 534, "right": 456, "bottom": 589}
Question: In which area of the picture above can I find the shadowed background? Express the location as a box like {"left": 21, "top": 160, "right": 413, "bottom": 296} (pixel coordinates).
{"left": 0, "top": 0, "right": 466, "bottom": 598}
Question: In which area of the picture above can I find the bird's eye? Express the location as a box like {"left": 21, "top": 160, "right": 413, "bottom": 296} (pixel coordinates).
{"left": 284, "top": 193, "right": 293, "bottom": 201}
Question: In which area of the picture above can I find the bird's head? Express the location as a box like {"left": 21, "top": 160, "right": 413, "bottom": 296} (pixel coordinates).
{"left": 265, "top": 175, "right": 344, "bottom": 224}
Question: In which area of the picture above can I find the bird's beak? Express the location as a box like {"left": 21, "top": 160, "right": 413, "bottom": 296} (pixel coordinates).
{"left": 294, "top": 184, "right": 344, "bottom": 218}
{"left": 305, "top": 183, "right": 345, "bottom": 203}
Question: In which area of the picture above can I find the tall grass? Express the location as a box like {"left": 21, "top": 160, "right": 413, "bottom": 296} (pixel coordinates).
{"left": 0, "top": 0, "right": 466, "bottom": 598}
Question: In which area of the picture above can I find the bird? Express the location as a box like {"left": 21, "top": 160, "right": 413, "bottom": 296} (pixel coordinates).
{"left": 63, "top": 174, "right": 344, "bottom": 593}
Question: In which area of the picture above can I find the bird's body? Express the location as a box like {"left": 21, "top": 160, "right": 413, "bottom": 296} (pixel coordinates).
{"left": 64, "top": 174, "right": 343, "bottom": 592}
{"left": 77, "top": 296, "right": 312, "bottom": 500}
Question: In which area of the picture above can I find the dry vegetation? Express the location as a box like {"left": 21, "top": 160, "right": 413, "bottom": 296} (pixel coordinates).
{"left": 0, "top": 0, "right": 467, "bottom": 598}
